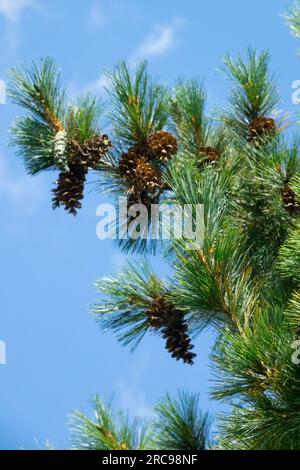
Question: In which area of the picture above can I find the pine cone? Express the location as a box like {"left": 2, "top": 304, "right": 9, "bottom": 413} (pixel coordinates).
{"left": 52, "top": 163, "right": 87, "bottom": 215}
{"left": 145, "top": 295, "right": 166, "bottom": 328}
{"left": 81, "top": 134, "right": 111, "bottom": 169}
{"left": 145, "top": 294, "right": 196, "bottom": 365}
{"left": 248, "top": 117, "right": 276, "bottom": 142}
{"left": 282, "top": 181, "right": 300, "bottom": 216}
{"left": 68, "top": 134, "right": 111, "bottom": 169}
{"left": 119, "top": 146, "right": 145, "bottom": 183}
{"left": 162, "top": 319, "right": 196, "bottom": 365}
{"left": 148, "top": 130, "right": 178, "bottom": 161}
{"left": 135, "top": 157, "right": 163, "bottom": 193}
{"left": 198, "top": 146, "right": 220, "bottom": 168}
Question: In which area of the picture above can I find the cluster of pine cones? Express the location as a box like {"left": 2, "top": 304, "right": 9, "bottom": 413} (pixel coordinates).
{"left": 145, "top": 293, "right": 196, "bottom": 365}
{"left": 52, "top": 133, "right": 111, "bottom": 215}
{"left": 118, "top": 130, "right": 178, "bottom": 200}
{"left": 195, "top": 117, "right": 276, "bottom": 169}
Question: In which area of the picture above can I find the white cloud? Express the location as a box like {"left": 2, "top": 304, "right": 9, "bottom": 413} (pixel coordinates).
{"left": 0, "top": 154, "right": 43, "bottom": 215}
{"left": 116, "top": 357, "right": 152, "bottom": 418}
{"left": 130, "top": 17, "right": 186, "bottom": 64}
{"left": 0, "top": 0, "right": 38, "bottom": 54}
{"left": 89, "top": 3, "right": 107, "bottom": 29}
{"left": 81, "top": 17, "right": 185, "bottom": 98}
{"left": 0, "top": 0, "right": 36, "bottom": 22}
{"left": 117, "top": 381, "right": 152, "bottom": 418}
{"left": 66, "top": 75, "right": 107, "bottom": 104}
{"left": 84, "top": 74, "right": 108, "bottom": 94}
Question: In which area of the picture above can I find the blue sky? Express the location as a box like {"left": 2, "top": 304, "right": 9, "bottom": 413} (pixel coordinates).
{"left": 0, "top": 0, "right": 299, "bottom": 450}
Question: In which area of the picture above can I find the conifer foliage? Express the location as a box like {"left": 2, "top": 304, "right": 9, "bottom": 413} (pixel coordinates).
{"left": 7, "top": 1, "right": 300, "bottom": 450}
{"left": 8, "top": 59, "right": 111, "bottom": 214}
{"left": 69, "top": 392, "right": 210, "bottom": 450}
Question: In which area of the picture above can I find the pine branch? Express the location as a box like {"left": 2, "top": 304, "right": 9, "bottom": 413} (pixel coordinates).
{"left": 66, "top": 94, "right": 104, "bottom": 144}
{"left": 69, "top": 393, "right": 211, "bottom": 450}
{"left": 91, "top": 259, "right": 197, "bottom": 364}
{"left": 285, "top": 0, "right": 300, "bottom": 38}
{"left": 217, "top": 403, "right": 300, "bottom": 450}
{"left": 152, "top": 391, "right": 211, "bottom": 450}
{"left": 220, "top": 48, "right": 280, "bottom": 140}
{"left": 212, "top": 309, "right": 300, "bottom": 450}
{"left": 171, "top": 79, "right": 208, "bottom": 152}
{"left": 105, "top": 61, "right": 170, "bottom": 146}
{"left": 164, "top": 158, "right": 259, "bottom": 334}
{"left": 8, "top": 57, "right": 66, "bottom": 131}
{"left": 277, "top": 222, "right": 300, "bottom": 286}
{"left": 286, "top": 290, "right": 300, "bottom": 329}
{"left": 8, "top": 58, "right": 66, "bottom": 174}
{"left": 10, "top": 116, "right": 56, "bottom": 175}
{"left": 9, "top": 58, "right": 107, "bottom": 173}
{"left": 91, "top": 259, "right": 168, "bottom": 350}
{"left": 95, "top": 62, "right": 178, "bottom": 253}
{"left": 69, "top": 395, "right": 150, "bottom": 450}
{"left": 171, "top": 79, "right": 228, "bottom": 163}
{"left": 231, "top": 137, "right": 297, "bottom": 278}
{"left": 8, "top": 58, "right": 111, "bottom": 214}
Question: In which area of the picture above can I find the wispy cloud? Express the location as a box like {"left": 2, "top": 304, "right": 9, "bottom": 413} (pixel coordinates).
{"left": 130, "top": 17, "right": 186, "bottom": 64}
{"left": 84, "top": 74, "right": 108, "bottom": 95}
{"left": 66, "top": 74, "right": 107, "bottom": 103}
{"left": 82, "top": 16, "right": 185, "bottom": 98}
{"left": 116, "top": 358, "right": 152, "bottom": 418}
{"left": 0, "top": 154, "right": 43, "bottom": 216}
{"left": 117, "top": 381, "right": 152, "bottom": 418}
{"left": 0, "top": 0, "right": 38, "bottom": 54}
{"left": 0, "top": 0, "right": 36, "bottom": 22}
{"left": 89, "top": 3, "right": 107, "bottom": 29}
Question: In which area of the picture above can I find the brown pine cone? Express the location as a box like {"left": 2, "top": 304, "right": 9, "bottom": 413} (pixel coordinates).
{"left": 145, "top": 295, "right": 167, "bottom": 328}
{"left": 145, "top": 293, "right": 196, "bottom": 365}
{"left": 119, "top": 146, "right": 147, "bottom": 183}
{"left": 282, "top": 181, "right": 300, "bottom": 216}
{"left": 68, "top": 134, "right": 111, "bottom": 169}
{"left": 198, "top": 146, "right": 220, "bottom": 168}
{"left": 148, "top": 130, "right": 178, "bottom": 161}
{"left": 248, "top": 116, "right": 276, "bottom": 142}
{"left": 162, "top": 319, "right": 196, "bottom": 365}
{"left": 52, "top": 163, "right": 87, "bottom": 215}
{"left": 134, "top": 157, "right": 163, "bottom": 193}
{"left": 81, "top": 134, "right": 112, "bottom": 169}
